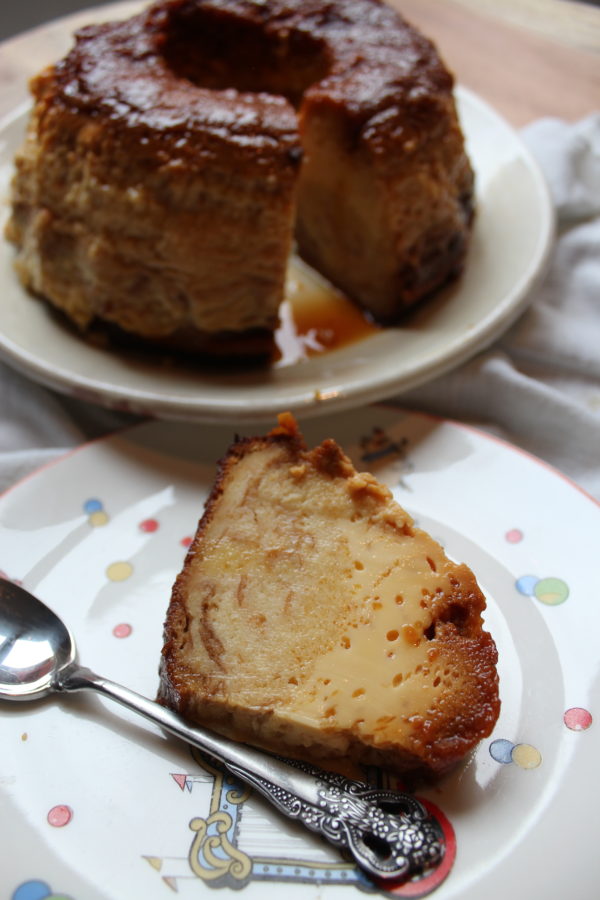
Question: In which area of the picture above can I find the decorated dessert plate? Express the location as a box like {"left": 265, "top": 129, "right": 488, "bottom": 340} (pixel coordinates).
{"left": 0, "top": 405, "right": 597, "bottom": 900}
{"left": 0, "top": 82, "right": 553, "bottom": 424}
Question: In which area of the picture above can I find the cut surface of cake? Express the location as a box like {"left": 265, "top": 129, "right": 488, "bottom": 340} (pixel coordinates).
{"left": 159, "top": 413, "right": 499, "bottom": 775}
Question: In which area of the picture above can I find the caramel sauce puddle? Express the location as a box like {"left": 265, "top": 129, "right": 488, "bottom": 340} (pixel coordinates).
{"left": 274, "top": 259, "right": 381, "bottom": 366}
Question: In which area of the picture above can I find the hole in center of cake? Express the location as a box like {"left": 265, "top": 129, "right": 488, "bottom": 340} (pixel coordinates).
{"left": 160, "top": 7, "right": 331, "bottom": 107}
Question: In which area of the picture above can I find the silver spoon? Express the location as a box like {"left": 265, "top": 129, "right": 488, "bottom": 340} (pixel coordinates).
{"left": 0, "top": 576, "right": 444, "bottom": 882}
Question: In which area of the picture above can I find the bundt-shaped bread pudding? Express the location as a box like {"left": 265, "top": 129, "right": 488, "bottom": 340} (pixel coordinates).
{"left": 159, "top": 414, "right": 500, "bottom": 775}
{"left": 6, "top": 0, "right": 475, "bottom": 353}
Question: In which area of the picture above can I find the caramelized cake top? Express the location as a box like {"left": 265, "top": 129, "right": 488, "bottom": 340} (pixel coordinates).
{"left": 43, "top": 0, "right": 453, "bottom": 161}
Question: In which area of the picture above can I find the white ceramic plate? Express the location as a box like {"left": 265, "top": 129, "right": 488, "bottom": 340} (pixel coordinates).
{"left": 0, "top": 86, "right": 553, "bottom": 424}
{"left": 0, "top": 406, "right": 597, "bottom": 900}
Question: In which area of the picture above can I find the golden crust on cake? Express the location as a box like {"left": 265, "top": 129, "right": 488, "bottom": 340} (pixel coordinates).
{"left": 158, "top": 413, "right": 499, "bottom": 775}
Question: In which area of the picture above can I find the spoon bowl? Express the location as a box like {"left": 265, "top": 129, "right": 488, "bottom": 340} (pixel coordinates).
{"left": 0, "top": 576, "right": 75, "bottom": 699}
{"left": 0, "top": 576, "right": 445, "bottom": 882}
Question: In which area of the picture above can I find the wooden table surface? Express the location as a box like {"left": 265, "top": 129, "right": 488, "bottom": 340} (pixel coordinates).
{"left": 0, "top": 0, "right": 598, "bottom": 127}
{"left": 390, "top": 0, "right": 600, "bottom": 127}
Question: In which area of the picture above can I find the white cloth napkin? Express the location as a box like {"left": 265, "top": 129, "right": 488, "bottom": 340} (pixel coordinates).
{"left": 401, "top": 113, "right": 600, "bottom": 500}
{"left": 1, "top": 115, "right": 599, "bottom": 499}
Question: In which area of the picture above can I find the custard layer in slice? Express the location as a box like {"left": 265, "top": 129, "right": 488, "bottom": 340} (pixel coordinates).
{"left": 158, "top": 414, "right": 500, "bottom": 774}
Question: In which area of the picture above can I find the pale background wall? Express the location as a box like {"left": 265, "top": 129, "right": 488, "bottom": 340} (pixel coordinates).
{"left": 1, "top": 1, "right": 114, "bottom": 42}
{"left": 2, "top": 0, "right": 599, "bottom": 44}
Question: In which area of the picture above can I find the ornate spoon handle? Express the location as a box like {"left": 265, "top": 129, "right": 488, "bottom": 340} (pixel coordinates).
{"left": 222, "top": 755, "right": 445, "bottom": 880}
{"left": 57, "top": 663, "right": 444, "bottom": 881}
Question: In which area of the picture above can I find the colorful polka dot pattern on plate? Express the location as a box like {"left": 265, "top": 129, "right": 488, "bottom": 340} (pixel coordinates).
{"left": 11, "top": 880, "right": 74, "bottom": 900}
{"left": 83, "top": 498, "right": 109, "bottom": 527}
{"left": 139, "top": 518, "right": 159, "bottom": 533}
{"left": 511, "top": 744, "right": 542, "bottom": 769}
{"left": 82, "top": 500, "right": 193, "bottom": 649}
{"left": 47, "top": 804, "right": 73, "bottom": 827}
{"left": 515, "top": 574, "right": 569, "bottom": 605}
{"left": 489, "top": 739, "right": 542, "bottom": 769}
{"left": 90, "top": 501, "right": 191, "bottom": 585}
{"left": 488, "top": 738, "right": 514, "bottom": 764}
{"left": 490, "top": 706, "right": 593, "bottom": 768}
{"left": 505, "top": 528, "right": 523, "bottom": 543}
{"left": 564, "top": 707, "right": 593, "bottom": 731}
{"left": 106, "top": 561, "right": 133, "bottom": 582}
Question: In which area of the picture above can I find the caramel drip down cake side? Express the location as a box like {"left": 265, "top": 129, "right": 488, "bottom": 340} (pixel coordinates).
{"left": 158, "top": 414, "right": 500, "bottom": 776}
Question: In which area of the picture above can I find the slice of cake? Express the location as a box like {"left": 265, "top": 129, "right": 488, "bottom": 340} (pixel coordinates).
{"left": 158, "top": 413, "right": 499, "bottom": 775}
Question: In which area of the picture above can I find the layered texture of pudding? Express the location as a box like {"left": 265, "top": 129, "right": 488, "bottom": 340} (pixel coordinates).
{"left": 158, "top": 414, "right": 499, "bottom": 775}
